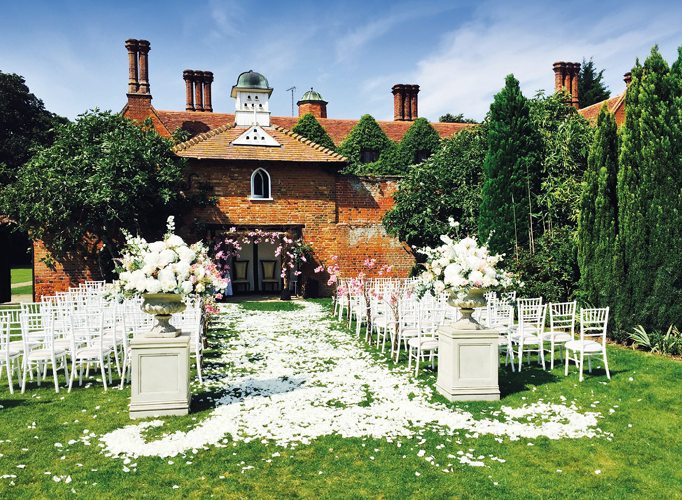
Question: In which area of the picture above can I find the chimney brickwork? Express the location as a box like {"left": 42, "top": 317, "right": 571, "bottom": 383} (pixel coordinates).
{"left": 125, "top": 39, "right": 139, "bottom": 93}
{"left": 392, "top": 84, "right": 419, "bottom": 121}
{"left": 183, "top": 70, "right": 195, "bottom": 111}
{"left": 203, "top": 71, "right": 214, "bottom": 112}
{"left": 125, "top": 39, "right": 152, "bottom": 121}
{"left": 194, "top": 70, "right": 204, "bottom": 111}
{"left": 624, "top": 72, "right": 632, "bottom": 87}
{"left": 553, "top": 61, "right": 580, "bottom": 109}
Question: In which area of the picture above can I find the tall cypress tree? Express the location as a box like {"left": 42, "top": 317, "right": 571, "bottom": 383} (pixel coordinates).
{"left": 479, "top": 74, "right": 540, "bottom": 255}
{"left": 616, "top": 46, "right": 682, "bottom": 331}
{"left": 578, "top": 103, "right": 619, "bottom": 309}
{"left": 578, "top": 58, "right": 611, "bottom": 108}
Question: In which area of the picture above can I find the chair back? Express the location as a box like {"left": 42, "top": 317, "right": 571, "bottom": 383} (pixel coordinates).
{"left": 501, "top": 291, "right": 517, "bottom": 303}
{"left": 261, "top": 260, "right": 277, "bottom": 280}
{"left": 550, "top": 301, "right": 576, "bottom": 335}
{"left": 234, "top": 261, "right": 249, "bottom": 281}
{"left": 518, "top": 297, "right": 542, "bottom": 307}
{"left": 490, "top": 303, "right": 514, "bottom": 331}
{"left": 518, "top": 303, "right": 547, "bottom": 335}
{"left": 580, "top": 307, "right": 609, "bottom": 343}
{"left": 0, "top": 315, "right": 9, "bottom": 354}
{"left": 0, "top": 310, "right": 22, "bottom": 344}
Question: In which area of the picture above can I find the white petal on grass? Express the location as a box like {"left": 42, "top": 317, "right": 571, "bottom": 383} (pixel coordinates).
{"left": 100, "top": 302, "right": 605, "bottom": 459}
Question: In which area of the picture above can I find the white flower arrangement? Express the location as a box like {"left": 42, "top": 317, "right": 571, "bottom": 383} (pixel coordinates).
{"left": 415, "top": 232, "right": 516, "bottom": 301}
{"left": 113, "top": 216, "right": 228, "bottom": 299}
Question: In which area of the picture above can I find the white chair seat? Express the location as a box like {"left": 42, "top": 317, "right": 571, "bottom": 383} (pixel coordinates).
{"left": 0, "top": 348, "right": 21, "bottom": 357}
{"left": 542, "top": 331, "right": 572, "bottom": 342}
{"left": 9, "top": 339, "right": 40, "bottom": 351}
{"left": 408, "top": 338, "right": 438, "bottom": 349}
{"left": 74, "top": 346, "right": 114, "bottom": 358}
{"left": 510, "top": 332, "right": 540, "bottom": 344}
{"left": 565, "top": 339, "right": 602, "bottom": 353}
{"left": 374, "top": 317, "right": 396, "bottom": 328}
{"left": 27, "top": 348, "right": 68, "bottom": 359}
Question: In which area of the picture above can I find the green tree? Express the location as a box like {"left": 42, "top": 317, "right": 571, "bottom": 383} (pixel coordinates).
{"left": 578, "top": 58, "right": 611, "bottom": 109}
{"left": 0, "top": 110, "right": 188, "bottom": 277}
{"left": 337, "top": 114, "right": 394, "bottom": 174}
{"left": 529, "top": 91, "right": 593, "bottom": 232}
{"left": 383, "top": 123, "right": 487, "bottom": 248}
{"left": 292, "top": 113, "right": 336, "bottom": 151}
{"left": 395, "top": 117, "right": 442, "bottom": 173}
{"left": 479, "top": 74, "right": 541, "bottom": 255}
{"left": 577, "top": 103, "right": 619, "bottom": 309}
{"left": 439, "top": 113, "right": 478, "bottom": 124}
{"left": 0, "top": 72, "right": 66, "bottom": 180}
{"left": 616, "top": 46, "right": 682, "bottom": 332}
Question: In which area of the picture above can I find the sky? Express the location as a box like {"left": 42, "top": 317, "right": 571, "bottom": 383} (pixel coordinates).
{"left": 1, "top": 0, "right": 681, "bottom": 123}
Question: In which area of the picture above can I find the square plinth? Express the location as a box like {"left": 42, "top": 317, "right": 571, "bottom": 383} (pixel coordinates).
{"left": 129, "top": 331, "right": 191, "bottom": 419}
{"left": 436, "top": 324, "right": 501, "bottom": 402}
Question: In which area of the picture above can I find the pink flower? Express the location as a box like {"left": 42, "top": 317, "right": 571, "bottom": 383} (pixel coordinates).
{"left": 314, "top": 265, "right": 324, "bottom": 273}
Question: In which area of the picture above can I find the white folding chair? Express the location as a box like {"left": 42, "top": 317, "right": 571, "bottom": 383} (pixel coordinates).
{"left": 0, "top": 315, "right": 23, "bottom": 393}
{"left": 510, "top": 303, "right": 547, "bottom": 371}
{"left": 565, "top": 307, "right": 610, "bottom": 381}
{"left": 542, "top": 302, "right": 576, "bottom": 369}
{"left": 490, "top": 303, "right": 515, "bottom": 371}
{"left": 21, "top": 309, "right": 69, "bottom": 393}
{"left": 68, "top": 307, "right": 115, "bottom": 392}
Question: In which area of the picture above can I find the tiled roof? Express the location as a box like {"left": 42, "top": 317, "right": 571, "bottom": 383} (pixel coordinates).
{"left": 173, "top": 123, "right": 347, "bottom": 163}
{"left": 579, "top": 93, "right": 626, "bottom": 123}
{"left": 154, "top": 110, "right": 470, "bottom": 145}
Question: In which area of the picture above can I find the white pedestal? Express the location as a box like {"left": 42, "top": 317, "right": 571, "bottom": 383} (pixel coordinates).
{"left": 436, "top": 323, "right": 500, "bottom": 402}
{"left": 129, "top": 331, "right": 191, "bottom": 419}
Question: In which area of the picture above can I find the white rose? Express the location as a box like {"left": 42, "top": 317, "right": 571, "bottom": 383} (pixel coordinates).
{"left": 194, "top": 267, "right": 206, "bottom": 280}
{"left": 119, "top": 271, "right": 131, "bottom": 282}
{"left": 469, "top": 270, "right": 484, "bottom": 284}
{"left": 160, "top": 279, "right": 177, "bottom": 293}
{"left": 145, "top": 279, "right": 162, "bottom": 294}
{"left": 443, "top": 264, "right": 461, "bottom": 286}
{"left": 181, "top": 281, "right": 194, "bottom": 294}
{"left": 434, "top": 281, "right": 445, "bottom": 293}
{"left": 422, "top": 272, "right": 434, "bottom": 283}
{"left": 148, "top": 241, "right": 166, "bottom": 253}
{"left": 177, "top": 246, "right": 196, "bottom": 264}
{"left": 175, "top": 261, "right": 190, "bottom": 281}
{"left": 142, "top": 264, "right": 155, "bottom": 276}
{"left": 143, "top": 252, "right": 160, "bottom": 268}
{"left": 466, "top": 256, "right": 481, "bottom": 272}
{"left": 432, "top": 266, "right": 442, "bottom": 276}
{"left": 158, "top": 268, "right": 176, "bottom": 283}
{"left": 195, "top": 282, "right": 205, "bottom": 293}
{"left": 166, "top": 235, "right": 185, "bottom": 248}
{"left": 158, "top": 249, "right": 177, "bottom": 268}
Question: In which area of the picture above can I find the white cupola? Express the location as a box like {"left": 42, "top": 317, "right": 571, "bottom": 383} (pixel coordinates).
{"left": 231, "top": 70, "right": 273, "bottom": 127}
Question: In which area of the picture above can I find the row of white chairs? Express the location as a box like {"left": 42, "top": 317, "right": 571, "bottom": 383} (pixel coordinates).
{"left": 0, "top": 286, "right": 206, "bottom": 394}
{"left": 336, "top": 284, "right": 611, "bottom": 382}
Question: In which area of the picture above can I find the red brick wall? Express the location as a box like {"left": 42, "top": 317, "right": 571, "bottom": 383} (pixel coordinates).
{"left": 33, "top": 239, "right": 103, "bottom": 299}
{"left": 32, "top": 164, "right": 415, "bottom": 298}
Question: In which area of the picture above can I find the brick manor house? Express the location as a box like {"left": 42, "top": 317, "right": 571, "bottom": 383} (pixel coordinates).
{"left": 30, "top": 39, "right": 630, "bottom": 298}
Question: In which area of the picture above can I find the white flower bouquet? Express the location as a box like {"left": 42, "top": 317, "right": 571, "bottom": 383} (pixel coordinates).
{"left": 113, "top": 216, "right": 228, "bottom": 299}
{"left": 415, "top": 233, "right": 515, "bottom": 301}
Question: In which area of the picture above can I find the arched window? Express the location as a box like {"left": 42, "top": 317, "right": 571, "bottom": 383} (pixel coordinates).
{"left": 250, "top": 168, "right": 271, "bottom": 199}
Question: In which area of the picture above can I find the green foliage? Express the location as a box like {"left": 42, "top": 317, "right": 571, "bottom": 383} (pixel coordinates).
{"left": 578, "top": 58, "right": 611, "bottom": 109}
{"left": 577, "top": 104, "right": 619, "bottom": 310}
{"left": 0, "top": 71, "right": 67, "bottom": 182}
{"left": 529, "top": 91, "right": 593, "bottom": 231}
{"left": 629, "top": 325, "right": 682, "bottom": 356}
{"left": 439, "top": 113, "right": 478, "bottom": 124}
{"left": 337, "top": 114, "right": 394, "bottom": 174}
{"left": 394, "top": 118, "right": 442, "bottom": 173}
{"left": 382, "top": 123, "right": 487, "bottom": 248}
{"left": 292, "top": 113, "right": 336, "bottom": 151}
{"left": 616, "top": 46, "right": 682, "bottom": 332}
{"left": 171, "top": 126, "right": 192, "bottom": 145}
{"left": 507, "top": 226, "right": 580, "bottom": 304}
{"left": 479, "top": 74, "right": 541, "bottom": 255}
{"left": 0, "top": 109, "right": 188, "bottom": 276}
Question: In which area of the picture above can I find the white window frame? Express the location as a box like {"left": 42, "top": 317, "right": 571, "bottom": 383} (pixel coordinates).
{"left": 250, "top": 168, "right": 273, "bottom": 200}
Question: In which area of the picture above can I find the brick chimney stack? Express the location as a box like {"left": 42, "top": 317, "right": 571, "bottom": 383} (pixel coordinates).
{"left": 183, "top": 70, "right": 195, "bottom": 111}
{"left": 624, "top": 71, "right": 632, "bottom": 88}
{"left": 125, "top": 39, "right": 152, "bottom": 121}
{"left": 193, "top": 70, "right": 204, "bottom": 111}
{"left": 392, "top": 84, "right": 419, "bottom": 121}
{"left": 125, "top": 39, "right": 139, "bottom": 93}
{"left": 203, "top": 71, "right": 214, "bottom": 112}
{"left": 553, "top": 61, "right": 581, "bottom": 109}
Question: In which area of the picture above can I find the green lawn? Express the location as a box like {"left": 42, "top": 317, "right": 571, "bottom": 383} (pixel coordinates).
{"left": 0, "top": 299, "right": 680, "bottom": 499}
{"left": 10, "top": 267, "right": 31, "bottom": 285}
{"left": 10, "top": 285, "right": 32, "bottom": 296}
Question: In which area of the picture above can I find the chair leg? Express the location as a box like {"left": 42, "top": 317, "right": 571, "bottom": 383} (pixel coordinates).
{"left": 52, "top": 361, "right": 60, "bottom": 393}
{"left": 579, "top": 352, "right": 585, "bottom": 382}
{"left": 196, "top": 352, "right": 203, "bottom": 384}
{"left": 68, "top": 360, "right": 77, "bottom": 393}
{"left": 603, "top": 349, "right": 611, "bottom": 379}
{"left": 565, "top": 349, "right": 570, "bottom": 376}
{"left": 6, "top": 363, "right": 13, "bottom": 394}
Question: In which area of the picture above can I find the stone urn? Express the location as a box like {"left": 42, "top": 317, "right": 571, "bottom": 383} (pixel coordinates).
{"left": 141, "top": 293, "right": 187, "bottom": 338}
{"left": 446, "top": 288, "right": 488, "bottom": 330}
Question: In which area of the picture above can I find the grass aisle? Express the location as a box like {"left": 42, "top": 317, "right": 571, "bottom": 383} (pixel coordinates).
{"left": 0, "top": 299, "right": 680, "bottom": 499}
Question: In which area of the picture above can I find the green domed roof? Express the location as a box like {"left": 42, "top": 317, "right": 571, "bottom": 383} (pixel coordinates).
{"left": 298, "top": 87, "right": 327, "bottom": 104}
{"left": 231, "top": 70, "right": 273, "bottom": 97}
